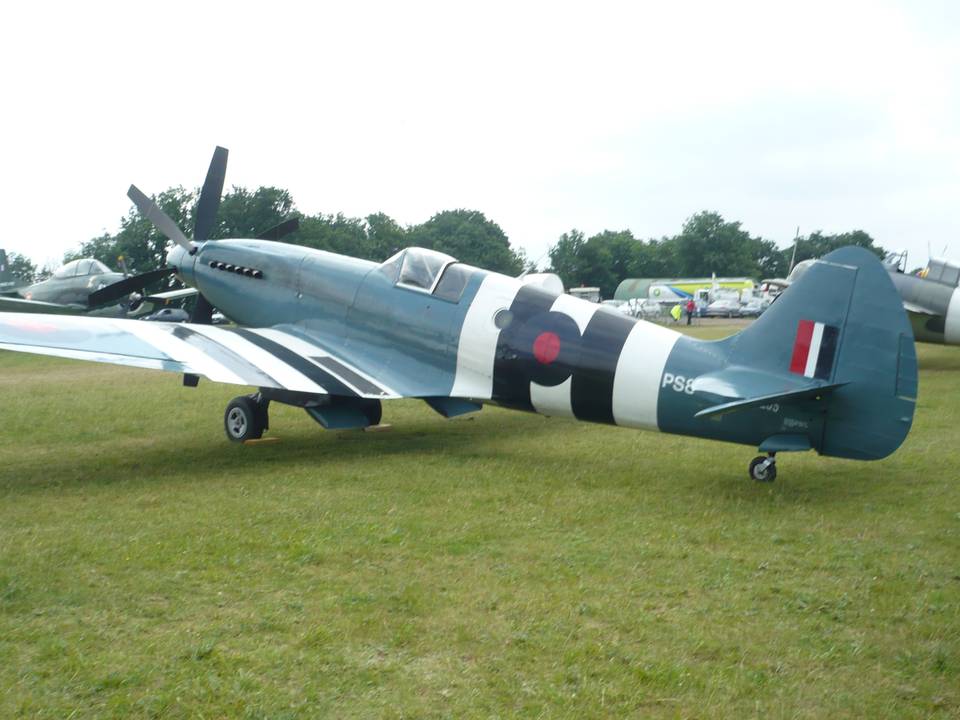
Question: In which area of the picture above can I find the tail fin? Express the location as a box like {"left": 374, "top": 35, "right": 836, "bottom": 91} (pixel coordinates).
{"left": 726, "top": 246, "right": 916, "bottom": 459}
{"left": 0, "top": 249, "right": 19, "bottom": 293}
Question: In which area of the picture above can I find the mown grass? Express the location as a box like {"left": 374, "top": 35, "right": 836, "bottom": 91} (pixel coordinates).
{"left": 0, "top": 324, "right": 958, "bottom": 718}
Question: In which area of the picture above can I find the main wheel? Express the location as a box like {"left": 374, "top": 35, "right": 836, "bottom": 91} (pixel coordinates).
{"left": 224, "top": 395, "right": 265, "bottom": 443}
{"left": 749, "top": 456, "right": 777, "bottom": 482}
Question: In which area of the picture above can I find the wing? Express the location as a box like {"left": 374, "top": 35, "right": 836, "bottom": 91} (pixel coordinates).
{"left": 0, "top": 313, "right": 400, "bottom": 399}
{"left": 144, "top": 287, "right": 199, "bottom": 303}
{"left": 0, "top": 296, "right": 86, "bottom": 315}
{"left": 903, "top": 301, "right": 936, "bottom": 316}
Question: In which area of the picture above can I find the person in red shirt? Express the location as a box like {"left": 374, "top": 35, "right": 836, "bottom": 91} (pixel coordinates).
{"left": 685, "top": 298, "right": 696, "bottom": 325}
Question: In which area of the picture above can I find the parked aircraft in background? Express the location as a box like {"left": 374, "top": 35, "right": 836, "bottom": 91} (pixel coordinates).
{"left": 785, "top": 252, "right": 960, "bottom": 346}
{"left": 0, "top": 252, "right": 194, "bottom": 316}
{"left": 0, "top": 196, "right": 294, "bottom": 318}
{"left": 884, "top": 253, "right": 960, "bottom": 345}
{"left": 0, "top": 148, "right": 917, "bottom": 481}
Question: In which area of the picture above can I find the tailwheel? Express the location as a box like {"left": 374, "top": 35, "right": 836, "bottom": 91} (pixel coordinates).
{"left": 224, "top": 393, "right": 270, "bottom": 443}
{"left": 749, "top": 454, "right": 777, "bottom": 482}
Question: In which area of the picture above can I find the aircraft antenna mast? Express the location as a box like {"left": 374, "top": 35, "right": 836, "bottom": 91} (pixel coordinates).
{"left": 788, "top": 226, "right": 800, "bottom": 274}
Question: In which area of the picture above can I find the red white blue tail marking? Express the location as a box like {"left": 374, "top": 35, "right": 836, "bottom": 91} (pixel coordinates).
{"left": 789, "top": 320, "right": 839, "bottom": 379}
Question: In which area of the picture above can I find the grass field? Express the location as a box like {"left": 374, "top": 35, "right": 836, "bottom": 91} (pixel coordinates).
{"left": 1, "top": 324, "right": 958, "bottom": 718}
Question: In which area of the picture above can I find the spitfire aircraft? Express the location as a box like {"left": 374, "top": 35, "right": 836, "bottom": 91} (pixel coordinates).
{"left": 0, "top": 250, "right": 194, "bottom": 317}
{"left": 785, "top": 251, "right": 960, "bottom": 346}
{"left": 0, "top": 148, "right": 918, "bottom": 481}
{"left": 883, "top": 253, "right": 960, "bottom": 345}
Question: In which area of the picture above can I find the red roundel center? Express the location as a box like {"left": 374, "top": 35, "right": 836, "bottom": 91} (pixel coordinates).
{"left": 533, "top": 331, "right": 561, "bottom": 365}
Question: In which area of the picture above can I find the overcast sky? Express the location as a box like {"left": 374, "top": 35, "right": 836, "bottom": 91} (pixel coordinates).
{"left": 1, "top": 0, "right": 958, "bottom": 270}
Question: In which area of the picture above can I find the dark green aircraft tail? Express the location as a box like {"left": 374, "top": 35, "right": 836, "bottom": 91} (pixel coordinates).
{"left": 0, "top": 249, "right": 20, "bottom": 294}
{"left": 721, "top": 245, "right": 917, "bottom": 459}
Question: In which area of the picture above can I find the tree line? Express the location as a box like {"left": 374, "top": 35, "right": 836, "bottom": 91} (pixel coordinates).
{"left": 7, "top": 187, "right": 885, "bottom": 300}
{"left": 8, "top": 186, "right": 528, "bottom": 285}
{"left": 548, "top": 212, "right": 885, "bottom": 298}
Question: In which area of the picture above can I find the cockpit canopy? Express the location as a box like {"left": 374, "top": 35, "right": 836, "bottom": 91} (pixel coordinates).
{"left": 53, "top": 258, "right": 111, "bottom": 279}
{"left": 378, "top": 247, "right": 474, "bottom": 302}
{"left": 921, "top": 258, "right": 960, "bottom": 287}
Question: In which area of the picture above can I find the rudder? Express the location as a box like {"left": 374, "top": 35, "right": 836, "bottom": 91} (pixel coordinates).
{"left": 0, "top": 249, "right": 18, "bottom": 294}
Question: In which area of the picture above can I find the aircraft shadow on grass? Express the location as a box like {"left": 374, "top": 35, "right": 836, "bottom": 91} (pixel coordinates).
{"left": 5, "top": 413, "right": 899, "bottom": 512}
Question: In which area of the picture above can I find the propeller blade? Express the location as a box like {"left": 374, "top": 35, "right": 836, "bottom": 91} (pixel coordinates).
{"left": 128, "top": 185, "right": 193, "bottom": 251}
{"left": 88, "top": 267, "right": 176, "bottom": 307}
{"left": 255, "top": 217, "right": 299, "bottom": 241}
{"left": 194, "top": 146, "right": 228, "bottom": 242}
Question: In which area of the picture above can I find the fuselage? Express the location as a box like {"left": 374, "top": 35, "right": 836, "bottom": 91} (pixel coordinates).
{"left": 172, "top": 239, "right": 683, "bottom": 428}
{"left": 889, "top": 271, "right": 960, "bottom": 344}
{"left": 21, "top": 257, "right": 125, "bottom": 307}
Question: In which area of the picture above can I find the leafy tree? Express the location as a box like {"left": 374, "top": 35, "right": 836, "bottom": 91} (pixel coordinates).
{"left": 514, "top": 247, "right": 536, "bottom": 273}
{"left": 631, "top": 237, "right": 675, "bottom": 279}
{"left": 406, "top": 210, "right": 524, "bottom": 275}
{"left": 790, "top": 230, "right": 884, "bottom": 266}
{"left": 291, "top": 213, "right": 370, "bottom": 257}
{"left": 365, "top": 212, "right": 408, "bottom": 260}
{"left": 207, "top": 187, "right": 294, "bottom": 240}
{"left": 750, "top": 237, "right": 788, "bottom": 279}
{"left": 5, "top": 252, "right": 38, "bottom": 285}
{"left": 547, "top": 229, "right": 586, "bottom": 290}
{"left": 575, "top": 230, "right": 641, "bottom": 298}
{"left": 545, "top": 212, "right": 887, "bottom": 298}
{"left": 672, "top": 211, "right": 758, "bottom": 277}
{"left": 549, "top": 230, "right": 675, "bottom": 297}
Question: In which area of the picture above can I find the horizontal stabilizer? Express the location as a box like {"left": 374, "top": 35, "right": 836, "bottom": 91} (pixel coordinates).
{"left": 695, "top": 382, "right": 847, "bottom": 419}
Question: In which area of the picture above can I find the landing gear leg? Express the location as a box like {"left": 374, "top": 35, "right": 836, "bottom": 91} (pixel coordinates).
{"left": 749, "top": 453, "right": 777, "bottom": 482}
{"left": 224, "top": 393, "right": 270, "bottom": 443}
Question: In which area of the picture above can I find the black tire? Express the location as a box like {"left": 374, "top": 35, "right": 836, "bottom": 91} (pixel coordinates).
{"left": 360, "top": 398, "right": 382, "bottom": 426}
{"left": 224, "top": 395, "right": 265, "bottom": 443}
{"left": 749, "top": 456, "right": 777, "bottom": 482}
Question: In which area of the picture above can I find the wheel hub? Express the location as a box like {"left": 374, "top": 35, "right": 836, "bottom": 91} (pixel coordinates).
{"left": 227, "top": 407, "right": 247, "bottom": 438}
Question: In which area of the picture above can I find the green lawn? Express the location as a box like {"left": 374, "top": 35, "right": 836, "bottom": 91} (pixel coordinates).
{"left": 0, "top": 325, "right": 958, "bottom": 718}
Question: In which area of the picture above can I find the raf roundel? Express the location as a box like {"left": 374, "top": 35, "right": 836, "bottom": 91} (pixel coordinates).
{"left": 533, "top": 331, "right": 561, "bottom": 365}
